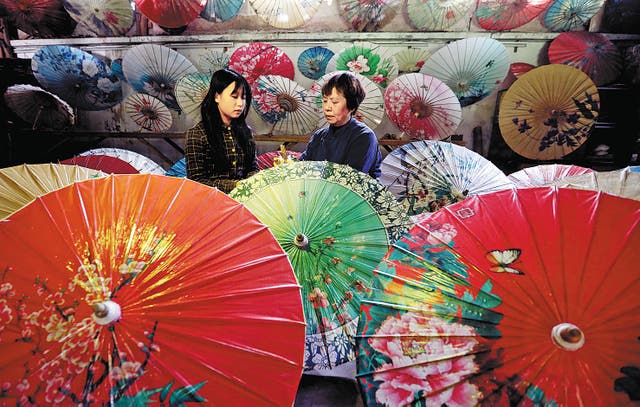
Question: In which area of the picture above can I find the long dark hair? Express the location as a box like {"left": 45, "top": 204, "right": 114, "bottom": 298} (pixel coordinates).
{"left": 200, "top": 68, "right": 254, "bottom": 172}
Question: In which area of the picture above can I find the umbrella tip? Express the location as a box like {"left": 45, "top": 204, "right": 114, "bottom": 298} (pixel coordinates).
{"left": 92, "top": 300, "right": 122, "bottom": 325}
{"left": 294, "top": 233, "right": 310, "bottom": 250}
{"left": 551, "top": 322, "right": 584, "bottom": 351}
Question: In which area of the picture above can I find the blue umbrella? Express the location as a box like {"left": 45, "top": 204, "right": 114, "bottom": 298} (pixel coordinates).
{"left": 200, "top": 0, "right": 244, "bottom": 22}
{"left": 31, "top": 45, "right": 122, "bottom": 111}
{"left": 166, "top": 157, "right": 187, "bottom": 177}
{"left": 543, "top": 0, "right": 604, "bottom": 31}
{"left": 297, "top": 46, "right": 334, "bottom": 80}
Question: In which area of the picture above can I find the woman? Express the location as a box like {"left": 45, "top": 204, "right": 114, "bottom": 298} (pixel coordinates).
{"left": 300, "top": 72, "right": 382, "bottom": 179}
{"left": 185, "top": 68, "right": 258, "bottom": 193}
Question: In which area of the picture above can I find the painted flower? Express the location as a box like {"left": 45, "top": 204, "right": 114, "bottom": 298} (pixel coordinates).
{"left": 308, "top": 287, "right": 329, "bottom": 309}
{"left": 426, "top": 222, "right": 457, "bottom": 245}
{"left": 0, "top": 299, "right": 12, "bottom": 328}
{"left": 111, "top": 360, "right": 142, "bottom": 381}
{"left": 82, "top": 59, "right": 99, "bottom": 77}
{"left": 0, "top": 282, "right": 13, "bottom": 297}
{"left": 347, "top": 55, "right": 371, "bottom": 74}
{"left": 97, "top": 77, "right": 115, "bottom": 93}
{"left": 45, "top": 376, "right": 68, "bottom": 404}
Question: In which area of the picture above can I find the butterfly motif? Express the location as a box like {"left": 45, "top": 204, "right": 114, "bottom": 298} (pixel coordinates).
{"left": 486, "top": 249, "right": 524, "bottom": 275}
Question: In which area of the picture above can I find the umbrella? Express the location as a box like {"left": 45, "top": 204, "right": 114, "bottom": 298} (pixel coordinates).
{"left": 356, "top": 187, "right": 640, "bottom": 406}
{"left": 420, "top": 37, "right": 510, "bottom": 107}
{"left": 308, "top": 71, "right": 385, "bottom": 132}
{"left": 166, "top": 157, "right": 186, "bottom": 177}
{"left": 509, "top": 62, "right": 535, "bottom": 78}
{"left": 133, "top": 0, "right": 206, "bottom": 28}
{"left": 622, "top": 165, "right": 640, "bottom": 172}
{"left": 542, "top": 0, "right": 604, "bottom": 31}
{"left": 31, "top": 45, "right": 122, "bottom": 111}
{"left": 0, "top": 0, "right": 76, "bottom": 38}
{"left": 60, "top": 154, "right": 140, "bottom": 174}
{"left": 498, "top": 64, "right": 599, "bottom": 161}
{"left": 4, "top": 84, "right": 74, "bottom": 130}
{"left": 175, "top": 72, "right": 211, "bottom": 124}
{"left": 228, "top": 42, "right": 295, "bottom": 92}
{"left": 475, "top": 0, "right": 553, "bottom": 30}
{"left": 548, "top": 31, "right": 623, "bottom": 86}
{"left": 327, "top": 42, "right": 399, "bottom": 88}
{"left": 200, "top": 0, "right": 243, "bottom": 22}
{"left": 297, "top": 46, "right": 335, "bottom": 80}
{"left": 124, "top": 93, "right": 173, "bottom": 132}
{"left": 230, "top": 161, "right": 411, "bottom": 371}
{"left": 62, "top": 0, "right": 135, "bottom": 36}
{"left": 248, "top": 0, "right": 321, "bottom": 29}
{"left": 336, "top": 0, "right": 400, "bottom": 31}
{"left": 78, "top": 147, "right": 165, "bottom": 175}
{"left": 394, "top": 47, "right": 431, "bottom": 74}
{"left": 384, "top": 73, "right": 462, "bottom": 140}
{"left": 0, "top": 163, "right": 104, "bottom": 220}
{"left": 507, "top": 163, "right": 594, "bottom": 187}
{"left": 549, "top": 170, "right": 640, "bottom": 200}
{"left": 0, "top": 174, "right": 305, "bottom": 406}
{"left": 406, "top": 0, "right": 473, "bottom": 31}
{"left": 252, "top": 74, "right": 320, "bottom": 136}
{"left": 198, "top": 49, "right": 230, "bottom": 74}
{"left": 379, "top": 140, "right": 513, "bottom": 217}
{"left": 257, "top": 148, "right": 301, "bottom": 170}
{"left": 122, "top": 44, "right": 198, "bottom": 111}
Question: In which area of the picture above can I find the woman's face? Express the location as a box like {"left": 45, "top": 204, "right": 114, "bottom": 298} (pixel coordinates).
{"left": 322, "top": 87, "right": 352, "bottom": 127}
{"left": 215, "top": 81, "right": 246, "bottom": 125}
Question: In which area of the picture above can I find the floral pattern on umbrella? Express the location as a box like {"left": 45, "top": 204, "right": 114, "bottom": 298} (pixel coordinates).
{"left": 327, "top": 42, "right": 398, "bottom": 88}
{"left": 406, "top": 0, "right": 473, "bottom": 31}
{"left": 62, "top": 0, "right": 135, "bottom": 36}
{"left": 475, "top": 0, "right": 553, "bottom": 30}
{"left": 298, "top": 46, "right": 335, "bottom": 80}
{"left": 124, "top": 93, "right": 173, "bottom": 132}
{"left": 228, "top": 42, "right": 295, "bottom": 92}
{"left": 337, "top": 0, "right": 400, "bottom": 31}
{"left": 394, "top": 48, "right": 431, "bottom": 74}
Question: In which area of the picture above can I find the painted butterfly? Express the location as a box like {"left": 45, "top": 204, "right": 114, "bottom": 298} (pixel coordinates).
{"left": 486, "top": 249, "right": 524, "bottom": 275}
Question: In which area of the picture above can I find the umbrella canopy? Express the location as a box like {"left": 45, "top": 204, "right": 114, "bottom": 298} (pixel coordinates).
{"left": 230, "top": 161, "right": 411, "bottom": 371}
{"left": 248, "top": 0, "right": 321, "bottom": 28}
{"left": 0, "top": 174, "right": 305, "bottom": 406}
{"left": 165, "top": 157, "right": 186, "bottom": 177}
{"left": 123, "top": 44, "right": 198, "bottom": 111}
{"left": 175, "top": 72, "right": 211, "bottom": 124}
{"left": 420, "top": 37, "right": 510, "bottom": 107}
{"left": 380, "top": 140, "right": 513, "bottom": 217}
{"left": 337, "top": 0, "right": 400, "bottom": 31}
{"left": 406, "top": 0, "right": 473, "bottom": 30}
{"left": 327, "top": 42, "right": 399, "bottom": 88}
{"left": 508, "top": 163, "right": 594, "bottom": 187}
{"left": 0, "top": 163, "right": 104, "bottom": 220}
{"left": 252, "top": 74, "right": 320, "bottom": 136}
{"left": 384, "top": 73, "right": 462, "bottom": 140}
{"left": 133, "top": 0, "right": 206, "bottom": 28}
{"left": 542, "top": 0, "right": 604, "bottom": 31}
{"left": 60, "top": 154, "right": 140, "bottom": 174}
{"left": 0, "top": 0, "right": 76, "bottom": 38}
{"left": 356, "top": 187, "right": 640, "bottom": 406}
{"left": 198, "top": 49, "right": 230, "bottom": 74}
{"left": 475, "top": 0, "right": 553, "bottom": 30}
{"left": 78, "top": 147, "right": 165, "bottom": 175}
{"left": 62, "top": 0, "right": 134, "bottom": 36}
{"left": 309, "top": 71, "right": 385, "bottom": 132}
{"left": 549, "top": 170, "right": 640, "bottom": 200}
{"left": 509, "top": 61, "right": 535, "bottom": 78}
{"left": 498, "top": 64, "right": 599, "bottom": 161}
{"left": 257, "top": 149, "right": 302, "bottom": 170}
{"left": 31, "top": 45, "right": 122, "bottom": 111}
{"left": 200, "top": 0, "right": 243, "bottom": 22}
{"left": 4, "top": 84, "right": 74, "bottom": 130}
{"left": 394, "top": 47, "right": 431, "bottom": 74}
{"left": 124, "top": 93, "right": 173, "bottom": 132}
{"left": 548, "top": 31, "right": 623, "bottom": 86}
{"left": 298, "top": 46, "right": 335, "bottom": 80}
{"left": 228, "top": 42, "right": 295, "bottom": 92}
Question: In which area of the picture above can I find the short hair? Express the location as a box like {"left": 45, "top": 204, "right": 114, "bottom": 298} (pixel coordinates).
{"left": 321, "top": 72, "right": 366, "bottom": 112}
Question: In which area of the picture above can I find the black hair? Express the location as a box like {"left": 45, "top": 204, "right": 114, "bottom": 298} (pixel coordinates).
{"left": 321, "top": 72, "right": 366, "bottom": 112}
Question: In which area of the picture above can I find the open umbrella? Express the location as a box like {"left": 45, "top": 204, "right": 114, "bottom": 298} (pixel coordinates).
{"left": 406, "top": 0, "right": 473, "bottom": 31}
{"left": 252, "top": 74, "right": 320, "bottom": 136}
{"left": 122, "top": 44, "right": 198, "bottom": 111}
{"left": 498, "top": 64, "right": 599, "bottom": 161}
{"left": 0, "top": 174, "right": 305, "bottom": 406}
{"left": 384, "top": 73, "right": 462, "bottom": 140}
{"left": 475, "top": 0, "right": 553, "bottom": 30}
{"left": 198, "top": 49, "right": 230, "bottom": 74}
{"left": 60, "top": 154, "right": 140, "bottom": 174}
{"left": 124, "top": 93, "right": 173, "bottom": 132}
{"left": 248, "top": 0, "right": 321, "bottom": 28}
{"left": 327, "top": 42, "right": 398, "bottom": 88}
{"left": 200, "top": 0, "right": 243, "bottom": 22}
{"left": 420, "top": 37, "right": 509, "bottom": 107}
{"left": 62, "top": 0, "right": 134, "bottom": 36}
{"left": 165, "top": 157, "right": 186, "bottom": 177}
{"left": 230, "top": 161, "right": 411, "bottom": 371}
{"left": 380, "top": 140, "right": 513, "bottom": 217}
{"left": 548, "top": 31, "right": 623, "bottom": 86}
{"left": 542, "top": 0, "right": 604, "bottom": 31}
{"left": 394, "top": 48, "right": 431, "bottom": 74}
{"left": 509, "top": 62, "right": 535, "bottom": 78}
{"left": 133, "top": 0, "right": 206, "bottom": 28}
{"left": 228, "top": 42, "right": 295, "bottom": 92}
{"left": 298, "top": 46, "right": 335, "bottom": 80}
{"left": 356, "top": 187, "right": 640, "bottom": 406}
{"left": 78, "top": 147, "right": 165, "bottom": 175}
{"left": 0, "top": 0, "right": 76, "bottom": 38}
{"left": 257, "top": 148, "right": 301, "bottom": 170}
{"left": 549, "top": 169, "right": 640, "bottom": 200}
{"left": 4, "top": 84, "right": 74, "bottom": 130}
{"left": 0, "top": 163, "right": 104, "bottom": 220}
{"left": 175, "top": 72, "right": 211, "bottom": 124}
{"left": 508, "top": 163, "right": 594, "bottom": 187}
{"left": 336, "top": 0, "right": 400, "bottom": 31}
{"left": 31, "top": 45, "right": 122, "bottom": 111}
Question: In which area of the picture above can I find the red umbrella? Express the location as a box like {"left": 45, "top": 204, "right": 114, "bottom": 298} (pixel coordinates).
{"left": 133, "top": 0, "right": 206, "bottom": 28}
{"left": 60, "top": 154, "right": 140, "bottom": 174}
{"left": 509, "top": 62, "right": 535, "bottom": 78}
{"left": 475, "top": 0, "right": 553, "bottom": 30}
{"left": 0, "top": 174, "right": 305, "bottom": 406}
{"left": 257, "top": 149, "right": 301, "bottom": 170}
{"left": 228, "top": 42, "right": 295, "bottom": 93}
{"left": 0, "top": 0, "right": 76, "bottom": 38}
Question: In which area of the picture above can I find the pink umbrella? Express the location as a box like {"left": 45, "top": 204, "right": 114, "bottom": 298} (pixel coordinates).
{"left": 475, "top": 0, "right": 553, "bottom": 30}
{"left": 228, "top": 42, "right": 295, "bottom": 93}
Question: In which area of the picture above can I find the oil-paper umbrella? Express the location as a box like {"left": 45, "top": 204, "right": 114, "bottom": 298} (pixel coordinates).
{"left": 0, "top": 174, "right": 305, "bottom": 406}
{"left": 509, "top": 62, "right": 535, "bottom": 78}
{"left": 249, "top": 0, "right": 321, "bottom": 28}
{"left": 336, "top": 0, "right": 400, "bottom": 31}
{"left": 230, "top": 161, "right": 411, "bottom": 371}
{"left": 133, "top": 0, "right": 206, "bottom": 28}
{"left": 0, "top": 163, "right": 104, "bottom": 220}
{"left": 31, "top": 45, "right": 122, "bottom": 111}
{"left": 384, "top": 73, "right": 462, "bottom": 140}
{"left": 4, "top": 84, "right": 74, "bottom": 130}
{"left": 406, "top": 0, "right": 473, "bottom": 31}
{"left": 327, "top": 42, "right": 399, "bottom": 88}
{"left": 542, "top": 0, "right": 604, "bottom": 31}
{"left": 548, "top": 31, "right": 623, "bottom": 86}
{"left": 475, "top": 0, "right": 553, "bottom": 30}
{"left": 124, "top": 93, "right": 173, "bottom": 132}
{"left": 165, "top": 157, "right": 186, "bottom": 177}
{"left": 356, "top": 187, "right": 640, "bottom": 406}
{"left": 123, "top": 44, "right": 198, "bottom": 111}
{"left": 252, "top": 74, "right": 320, "bottom": 136}
{"left": 79, "top": 147, "right": 165, "bottom": 175}
{"left": 257, "top": 148, "right": 302, "bottom": 170}
{"left": 549, "top": 170, "right": 640, "bottom": 201}
{"left": 228, "top": 42, "right": 295, "bottom": 92}
{"left": 62, "top": 0, "right": 135, "bottom": 36}
{"left": 394, "top": 48, "right": 431, "bottom": 74}
{"left": 0, "top": 0, "right": 76, "bottom": 38}
{"left": 200, "top": 0, "right": 244, "bottom": 22}
{"left": 507, "top": 163, "right": 594, "bottom": 187}
{"left": 60, "top": 154, "right": 140, "bottom": 174}
{"left": 380, "top": 140, "right": 513, "bottom": 217}
{"left": 420, "top": 37, "right": 509, "bottom": 107}
{"left": 175, "top": 72, "right": 211, "bottom": 124}
{"left": 298, "top": 46, "right": 335, "bottom": 80}
{"left": 498, "top": 64, "right": 599, "bottom": 161}
{"left": 198, "top": 49, "right": 230, "bottom": 74}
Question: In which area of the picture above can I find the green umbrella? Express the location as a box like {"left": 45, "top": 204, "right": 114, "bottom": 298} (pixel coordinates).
{"left": 230, "top": 161, "right": 410, "bottom": 371}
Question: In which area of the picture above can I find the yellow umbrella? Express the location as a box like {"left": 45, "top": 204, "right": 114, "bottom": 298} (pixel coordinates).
{"left": 0, "top": 163, "right": 104, "bottom": 220}
{"left": 549, "top": 170, "right": 640, "bottom": 201}
{"left": 498, "top": 64, "right": 599, "bottom": 160}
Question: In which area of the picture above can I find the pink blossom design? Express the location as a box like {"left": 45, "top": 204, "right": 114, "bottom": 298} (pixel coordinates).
{"left": 426, "top": 223, "right": 457, "bottom": 245}
{"left": 308, "top": 287, "right": 329, "bottom": 309}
